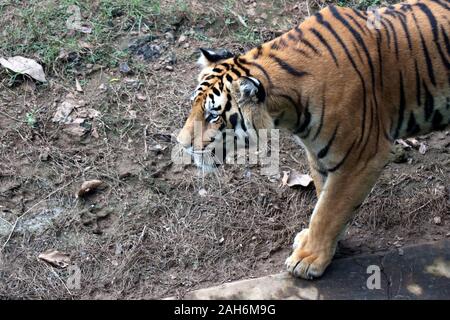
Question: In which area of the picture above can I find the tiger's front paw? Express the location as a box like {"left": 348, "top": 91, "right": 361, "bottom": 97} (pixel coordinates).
{"left": 285, "top": 229, "right": 333, "bottom": 279}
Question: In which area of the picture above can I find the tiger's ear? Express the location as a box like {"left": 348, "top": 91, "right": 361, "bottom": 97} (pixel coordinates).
{"left": 238, "top": 76, "right": 266, "bottom": 104}
{"left": 198, "top": 48, "right": 234, "bottom": 67}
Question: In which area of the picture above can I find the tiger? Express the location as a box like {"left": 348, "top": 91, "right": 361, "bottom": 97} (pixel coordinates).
{"left": 177, "top": 0, "right": 450, "bottom": 280}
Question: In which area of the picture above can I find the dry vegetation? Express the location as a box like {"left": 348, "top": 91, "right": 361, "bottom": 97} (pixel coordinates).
{"left": 0, "top": 0, "right": 448, "bottom": 299}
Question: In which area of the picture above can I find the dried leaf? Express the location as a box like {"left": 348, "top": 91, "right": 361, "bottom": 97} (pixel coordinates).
{"left": 396, "top": 139, "right": 411, "bottom": 149}
{"left": 63, "top": 118, "right": 89, "bottom": 137}
{"left": 76, "top": 179, "right": 103, "bottom": 198}
{"left": 419, "top": 143, "right": 428, "bottom": 155}
{"left": 0, "top": 56, "right": 47, "bottom": 82}
{"left": 38, "top": 249, "right": 70, "bottom": 268}
{"left": 75, "top": 78, "right": 83, "bottom": 92}
{"left": 282, "top": 170, "right": 313, "bottom": 188}
{"left": 79, "top": 25, "right": 92, "bottom": 34}
{"left": 52, "top": 100, "right": 75, "bottom": 123}
{"left": 136, "top": 93, "right": 147, "bottom": 101}
{"left": 406, "top": 138, "right": 420, "bottom": 148}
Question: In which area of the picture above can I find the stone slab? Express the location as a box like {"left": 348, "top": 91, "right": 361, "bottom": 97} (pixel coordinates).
{"left": 169, "top": 240, "right": 450, "bottom": 300}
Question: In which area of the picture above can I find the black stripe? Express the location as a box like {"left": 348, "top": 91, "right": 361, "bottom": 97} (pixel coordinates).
{"left": 294, "top": 25, "right": 303, "bottom": 37}
{"left": 432, "top": 110, "right": 444, "bottom": 130}
{"left": 394, "top": 72, "right": 406, "bottom": 139}
{"left": 225, "top": 74, "right": 233, "bottom": 82}
{"left": 224, "top": 100, "right": 232, "bottom": 111}
{"left": 351, "top": 8, "right": 367, "bottom": 21}
{"left": 380, "top": 20, "right": 391, "bottom": 49}
{"left": 423, "top": 81, "right": 434, "bottom": 120}
{"left": 229, "top": 113, "right": 238, "bottom": 127}
{"left": 312, "top": 95, "right": 326, "bottom": 141}
{"left": 353, "top": 42, "right": 364, "bottom": 63}
{"left": 268, "top": 54, "right": 309, "bottom": 77}
{"left": 253, "top": 45, "right": 263, "bottom": 60}
{"left": 397, "top": 13, "right": 413, "bottom": 51}
{"left": 400, "top": 4, "right": 412, "bottom": 12}
{"left": 407, "top": 112, "right": 421, "bottom": 135}
{"left": 415, "top": 60, "right": 422, "bottom": 106}
{"left": 293, "top": 27, "right": 321, "bottom": 55}
{"left": 230, "top": 68, "right": 241, "bottom": 78}
{"left": 271, "top": 42, "right": 280, "bottom": 50}
{"left": 375, "top": 29, "right": 384, "bottom": 90}
{"left": 221, "top": 63, "right": 231, "bottom": 70}
{"left": 358, "top": 98, "right": 375, "bottom": 160}
{"left": 293, "top": 47, "right": 311, "bottom": 58}
{"left": 299, "top": 127, "right": 311, "bottom": 139}
{"left": 430, "top": 0, "right": 450, "bottom": 11}
{"left": 345, "top": 13, "right": 367, "bottom": 36}
{"left": 383, "top": 17, "right": 399, "bottom": 60}
{"left": 309, "top": 27, "right": 339, "bottom": 66}
{"left": 234, "top": 57, "right": 250, "bottom": 75}
{"left": 237, "top": 108, "right": 247, "bottom": 131}
{"left": 294, "top": 101, "right": 311, "bottom": 134}
{"left": 318, "top": 125, "right": 338, "bottom": 159}
{"left": 238, "top": 60, "right": 273, "bottom": 88}
{"left": 287, "top": 33, "right": 297, "bottom": 41}
{"left": 442, "top": 26, "right": 450, "bottom": 56}
{"left": 300, "top": 38, "right": 321, "bottom": 55}
{"left": 412, "top": 13, "right": 436, "bottom": 86}
{"left": 212, "top": 87, "right": 220, "bottom": 96}
{"left": 328, "top": 140, "right": 356, "bottom": 172}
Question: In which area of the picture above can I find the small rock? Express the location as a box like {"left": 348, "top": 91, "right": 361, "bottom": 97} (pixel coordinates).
{"left": 247, "top": 7, "right": 256, "bottom": 16}
{"left": 164, "top": 32, "right": 175, "bottom": 43}
{"left": 419, "top": 143, "right": 428, "bottom": 154}
{"left": 168, "top": 52, "right": 177, "bottom": 65}
{"left": 63, "top": 118, "right": 89, "bottom": 137}
{"left": 136, "top": 93, "right": 147, "bottom": 101}
{"left": 183, "top": 42, "right": 190, "bottom": 49}
{"left": 391, "top": 144, "right": 408, "bottom": 163}
{"left": 98, "top": 83, "right": 107, "bottom": 91}
{"left": 76, "top": 179, "right": 103, "bottom": 198}
{"left": 198, "top": 188, "right": 207, "bottom": 197}
{"left": 178, "top": 35, "right": 187, "bottom": 43}
{"left": 433, "top": 216, "right": 442, "bottom": 225}
{"left": 165, "top": 65, "right": 174, "bottom": 71}
{"left": 39, "top": 151, "right": 49, "bottom": 161}
{"left": 398, "top": 248, "right": 404, "bottom": 256}
{"left": 260, "top": 13, "right": 268, "bottom": 20}
{"left": 119, "top": 61, "right": 131, "bottom": 74}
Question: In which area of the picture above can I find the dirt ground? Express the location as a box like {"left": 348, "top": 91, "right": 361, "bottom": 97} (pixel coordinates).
{"left": 0, "top": 0, "right": 449, "bottom": 299}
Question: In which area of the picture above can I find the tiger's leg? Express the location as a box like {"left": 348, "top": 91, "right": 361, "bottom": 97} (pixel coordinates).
{"left": 286, "top": 147, "right": 390, "bottom": 279}
{"left": 306, "top": 150, "right": 327, "bottom": 197}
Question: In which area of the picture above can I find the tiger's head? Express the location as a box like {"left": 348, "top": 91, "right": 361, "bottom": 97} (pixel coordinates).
{"left": 177, "top": 48, "right": 271, "bottom": 170}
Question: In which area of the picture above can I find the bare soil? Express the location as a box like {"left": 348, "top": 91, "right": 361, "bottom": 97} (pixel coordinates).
{"left": 0, "top": 0, "right": 449, "bottom": 300}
